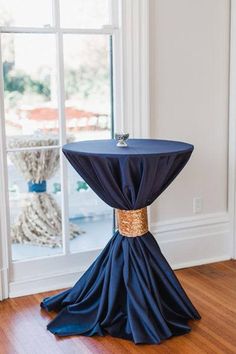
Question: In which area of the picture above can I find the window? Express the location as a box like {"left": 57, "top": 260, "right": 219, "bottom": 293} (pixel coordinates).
{"left": 0, "top": 0, "right": 149, "bottom": 298}
{"left": 0, "top": 0, "right": 115, "bottom": 264}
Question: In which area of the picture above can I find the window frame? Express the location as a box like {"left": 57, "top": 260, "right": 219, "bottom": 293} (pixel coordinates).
{"left": 229, "top": 0, "right": 236, "bottom": 261}
{"left": 0, "top": 0, "right": 150, "bottom": 299}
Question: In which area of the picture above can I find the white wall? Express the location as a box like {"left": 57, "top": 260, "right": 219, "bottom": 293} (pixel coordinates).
{"left": 150, "top": 0, "right": 230, "bottom": 221}
{"left": 0, "top": 1, "right": 233, "bottom": 299}
{"left": 149, "top": 0, "right": 232, "bottom": 266}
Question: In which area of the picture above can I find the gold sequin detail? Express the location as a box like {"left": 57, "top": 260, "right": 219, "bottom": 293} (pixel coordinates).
{"left": 116, "top": 207, "right": 148, "bottom": 237}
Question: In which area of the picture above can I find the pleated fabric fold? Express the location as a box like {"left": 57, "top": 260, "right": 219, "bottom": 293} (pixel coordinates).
{"left": 41, "top": 232, "right": 200, "bottom": 344}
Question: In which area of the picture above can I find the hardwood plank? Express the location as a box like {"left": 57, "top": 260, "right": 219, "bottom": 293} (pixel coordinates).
{"left": 0, "top": 260, "right": 235, "bottom": 354}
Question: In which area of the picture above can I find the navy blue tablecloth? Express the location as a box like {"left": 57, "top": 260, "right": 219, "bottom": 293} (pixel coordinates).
{"left": 41, "top": 139, "right": 200, "bottom": 344}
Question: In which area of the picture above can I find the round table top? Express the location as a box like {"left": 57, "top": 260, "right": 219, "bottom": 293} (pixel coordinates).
{"left": 62, "top": 139, "right": 194, "bottom": 157}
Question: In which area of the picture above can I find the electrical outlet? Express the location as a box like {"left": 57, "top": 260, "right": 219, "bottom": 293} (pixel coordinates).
{"left": 193, "top": 197, "right": 203, "bottom": 214}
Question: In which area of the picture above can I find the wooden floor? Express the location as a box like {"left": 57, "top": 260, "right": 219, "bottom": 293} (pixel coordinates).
{"left": 0, "top": 260, "right": 236, "bottom": 354}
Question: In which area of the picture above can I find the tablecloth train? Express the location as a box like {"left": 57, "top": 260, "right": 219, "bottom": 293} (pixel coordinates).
{"left": 41, "top": 231, "right": 200, "bottom": 344}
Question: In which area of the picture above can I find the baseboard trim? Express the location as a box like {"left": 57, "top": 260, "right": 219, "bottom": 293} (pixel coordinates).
{"left": 9, "top": 269, "right": 86, "bottom": 298}
{"left": 9, "top": 212, "right": 232, "bottom": 298}
{"left": 168, "top": 255, "right": 231, "bottom": 270}
{"left": 151, "top": 212, "right": 231, "bottom": 270}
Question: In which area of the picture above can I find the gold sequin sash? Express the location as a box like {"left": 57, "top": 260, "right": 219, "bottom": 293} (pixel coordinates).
{"left": 116, "top": 207, "right": 148, "bottom": 237}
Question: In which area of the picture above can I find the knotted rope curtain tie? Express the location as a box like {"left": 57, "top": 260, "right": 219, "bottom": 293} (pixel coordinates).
{"left": 116, "top": 207, "right": 148, "bottom": 237}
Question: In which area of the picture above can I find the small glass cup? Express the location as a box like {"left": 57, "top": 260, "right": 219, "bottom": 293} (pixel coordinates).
{"left": 115, "top": 133, "right": 129, "bottom": 147}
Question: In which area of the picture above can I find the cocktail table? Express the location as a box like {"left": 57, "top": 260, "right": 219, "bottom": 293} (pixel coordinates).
{"left": 41, "top": 139, "right": 200, "bottom": 344}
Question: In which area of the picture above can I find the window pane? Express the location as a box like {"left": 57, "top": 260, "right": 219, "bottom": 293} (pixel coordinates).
{"left": 63, "top": 34, "right": 113, "bottom": 252}
{"left": 67, "top": 162, "right": 113, "bottom": 253}
{"left": 64, "top": 34, "right": 112, "bottom": 141}
{"left": 2, "top": 34, "right": 59, "bottom": 145}
{"left": 60, "top": 0, "right": 110, "bottom": 28}
{"left": 0, "top": 0, "right": 52, "bottom": 27}
{"left": 8, "top": 149, "right": 65, "bottom": 261}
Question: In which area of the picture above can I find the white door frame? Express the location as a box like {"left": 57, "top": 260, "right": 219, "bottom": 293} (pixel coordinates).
{"left": 0, "top": 0, "right": 150, "bottom": 299}
{"left": 229, "top": 0, "right": 236, "bottom": 259}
